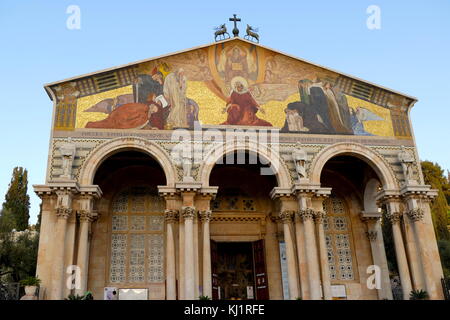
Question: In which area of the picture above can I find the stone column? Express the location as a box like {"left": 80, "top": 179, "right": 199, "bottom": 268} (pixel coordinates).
{"left": 362, "top": 216, "right": 393, "bottom": 300}
{"left": 182, "top": 206, "right": 196, "bottom": 300}
{"left": 52, "top": 207, "right": 71, "bottom": 300}
{"left": 75, "top": 189, "right": 101, "bottom": 297}
{"left": 385, "top": 201, "right": 412, "bottom": 300}
{"left": 294, "top": 213, "right": 309, "bottom": 299}
{"left": 298, "top": 208, "right": 322, "bottom": 300}
{"left": 164, "top": 209, "right": 179, "bottom": 300}
{"left": 75, "top": 211, "right": 93, "bottom": 296}
{"left": 200, "top": 210, "right": 212, "bottom": 298}
{"left": 405, "top": 197, "right": 442, "bottom": 299}
{"left": 51, "top": 188, "right": 77, "bottom": 300}
{"left": 314, "top": 211, "right": 331, "bottom": 300}
{"left": 402, "top": 210, "right": 425, "bottom": 291}
{"left": 279, "top": 210, "right": 299, "bottom": 299}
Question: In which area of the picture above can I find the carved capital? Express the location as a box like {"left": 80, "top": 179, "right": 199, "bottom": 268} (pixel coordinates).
{"left": 56, "top": 207, "right": 72, "bottom": 219}
{"left": 77, "top": 210, "right": 96, "bottom": 223}
{"left": 278, "top": 210, "right": 295, "bottom": 223}
{"left": 386, "top": 211, "right": 402, "bottom": 225}
{"left": 199, "top": 210, "right": 212, "bottom": 222}
{"left": 407, "top": 208, "right": 424, "bottom": 222}
{"left": 313, "top": 211, "right": 326, "bottom": 224}
{"left": 164, "top": 209, "right": 179, "bottom": 223}
{"left": 297, "top": 208, "right": 315, "bottom": 221}
{"left": 366, "top": 231, "right": 378, "bottom": 242}
{"left": 182, "top": 206, "right": 196, "bottom": 219}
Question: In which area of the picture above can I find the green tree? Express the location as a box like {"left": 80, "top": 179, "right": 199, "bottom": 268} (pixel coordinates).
{"left": 0, "top": 232, "right": 39, "bottom": 282}
{"left": 421, "top": 161, "right": 450, "bottom": 241}
{"left": 1, "top": 167, "right": 30, "bottom": 231}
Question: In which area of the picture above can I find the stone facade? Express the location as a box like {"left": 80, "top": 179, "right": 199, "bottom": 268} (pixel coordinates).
{"left": 33, "top": 38, "right": 444, "bottom": 300}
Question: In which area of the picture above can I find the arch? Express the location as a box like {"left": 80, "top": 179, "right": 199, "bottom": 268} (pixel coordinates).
{"left": 199, "top": 142, "right": 291, "bottom": 188}
{"left": 310, "top": 142, "right": 398, "bottom": 190}
{"left": 79, "top": 136, "right": 177, "bottom": 187}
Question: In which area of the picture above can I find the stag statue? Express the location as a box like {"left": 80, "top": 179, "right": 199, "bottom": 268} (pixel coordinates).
{"left": 214, "top": 24, "right": 230, "bottom": 41}
{"left": 244, "top": 24, "right": 259, "bottom": 43}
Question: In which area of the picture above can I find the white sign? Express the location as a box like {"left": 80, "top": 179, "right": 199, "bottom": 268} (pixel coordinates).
{"left": 279, "top": 242, "right": 290, "bottom": 300}
{"left": 118, "top": 288, "right": 148, "bottom": 300}
{"left": 247, "top": 286, "right": 254, "bottom": 299}
{"left": 331, "top": 285, "right": 347, "bottom": 298}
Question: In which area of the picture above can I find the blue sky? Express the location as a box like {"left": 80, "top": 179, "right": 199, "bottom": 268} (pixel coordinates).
{"left": 0, "top": 0, "right": 449, "bottom": 224}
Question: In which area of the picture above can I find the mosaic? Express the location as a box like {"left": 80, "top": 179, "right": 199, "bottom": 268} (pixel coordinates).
{"left": 52, "top": 39, "right": 411, "bottom": 139}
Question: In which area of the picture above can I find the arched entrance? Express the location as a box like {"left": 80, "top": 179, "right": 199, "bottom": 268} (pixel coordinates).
{"left": 319, "top": 155, "right": 393, "bottom": 299}
{"left": 207, "top": 151, "right": 279, "bottom": 300}
{"left": 87, "top": 150, "right": 168, "bottom": 300}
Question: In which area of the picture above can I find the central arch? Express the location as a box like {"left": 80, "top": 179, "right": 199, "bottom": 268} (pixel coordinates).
{"left": 199, "top": 143, "right": 291, "bottom": 188}
{"left": 309, "top": 142, "right": 399, "bottom": 190}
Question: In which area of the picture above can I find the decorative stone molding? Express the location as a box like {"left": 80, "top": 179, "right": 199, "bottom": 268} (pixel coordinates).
{"left": 360, "top": 212, "right": 382, "bottom": 222}
{"left": 366, "top": 231, "right": 378, "bottom": 242}
{"left": 278, "top": 210, "right": 295, "bottom": 223}
{"left": 199, "top": 210, "right": 212, "bottom": 222}
{"left": 182, "top": 206, "right": 196, "bottom": 219}
{"left": 211, "top": 213, "right": 265, "bottom": 223}
{"left": 164, "top": 209, "right": 179, "bottom": 223}
{"left": 297, "top": 208, "right": 315, "bottom": 221}
{"left": 406, "top": 208, "right": 424, "bottom": 222}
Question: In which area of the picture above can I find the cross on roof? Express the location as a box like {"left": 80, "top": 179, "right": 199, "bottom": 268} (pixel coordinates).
{"left": 229, "top": 14, "right": 241, "bottom": 37}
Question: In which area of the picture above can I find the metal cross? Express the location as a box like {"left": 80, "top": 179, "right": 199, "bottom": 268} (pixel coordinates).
{"left": 229, "top": 14, "right": 241, "bottom": 37}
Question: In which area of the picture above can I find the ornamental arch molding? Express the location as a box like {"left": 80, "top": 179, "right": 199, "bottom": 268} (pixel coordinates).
{"left": 78, "top": 136, "right": 177, "bottom": 186}
{"left": 199, "top": 142, "right": 291, "bottom": 188}
{"left": 309, "top": 142, "right": 399, "bottom": 190}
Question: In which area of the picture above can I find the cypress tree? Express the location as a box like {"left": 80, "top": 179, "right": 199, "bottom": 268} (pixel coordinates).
{"left": 2, "top": 167, "right": 30, "bottom": 231}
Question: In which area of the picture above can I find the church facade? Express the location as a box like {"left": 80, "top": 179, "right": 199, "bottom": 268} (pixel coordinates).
{"left": 34, "top": 38, "right": 444, "bottom": 300}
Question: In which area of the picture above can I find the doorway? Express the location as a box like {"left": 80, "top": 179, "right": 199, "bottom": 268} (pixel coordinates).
{"left": 211, "top": 240, "right": 269, "bottom": 300}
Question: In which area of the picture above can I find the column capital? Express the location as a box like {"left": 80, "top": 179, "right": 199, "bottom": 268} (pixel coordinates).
{"left": 406, "top": 208, "right": 424, "bottom": 222}
{"left": 366, "top": 230, "right": 378, "bottom": 242}
{"left": 164, "top": 209, "right": 179, "bottom": 223}
{"left": 278, "top": 210, "right": 295, "bottom": 223}
{"left": 77, "top": 210, "right": 98, "bottom": 222}
{"left": 386, "top": 211, "right": 402, "bottom": 225}
{"left": 199, "top": 210, "right": 212, "bottom": 222}
{"left": 182, "top": 206, "right": 196, "bottom": 219}
{"left": 56, "top": 207, "right": 72, "bottom": 219}
{"left": 297, "top": 208, "right": 315, "bottom": 221}
{"left": 313, "top": 211, "right": 326, "bottom": 224}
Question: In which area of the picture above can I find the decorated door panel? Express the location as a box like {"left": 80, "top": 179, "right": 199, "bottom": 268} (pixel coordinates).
{"left": 253, "top": 239, "right": 269, "bottom": 300}
{"left": 211, "top": 240, "right": 219, "bottom": 300}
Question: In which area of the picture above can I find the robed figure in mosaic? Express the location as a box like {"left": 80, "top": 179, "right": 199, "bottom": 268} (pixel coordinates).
{"left": 221, "top": 77, "right": 272, "bottom": 127}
